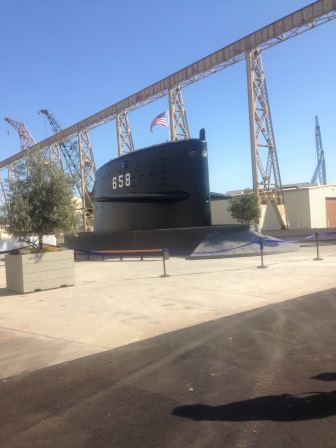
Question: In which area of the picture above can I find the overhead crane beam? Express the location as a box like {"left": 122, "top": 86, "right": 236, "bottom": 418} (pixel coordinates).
{"left": 1, "top": 0, "right": 334, "bottom": 170}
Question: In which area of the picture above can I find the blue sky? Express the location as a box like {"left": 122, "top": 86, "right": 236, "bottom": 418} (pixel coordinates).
{"left": 0, "top": 0, "right": 335, "bottom": 193}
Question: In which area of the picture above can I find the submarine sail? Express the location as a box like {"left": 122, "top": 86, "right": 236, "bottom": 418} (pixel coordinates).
{"left": 93, "top": 132, "right": 211, "bottom": 232}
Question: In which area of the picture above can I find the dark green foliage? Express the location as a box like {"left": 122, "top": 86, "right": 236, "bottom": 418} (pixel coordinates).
{"left": 227, "top": 189, "right": 261, "bottom": 224}
{"left": 5, "top": 152, "right": 78, "bottom": 248}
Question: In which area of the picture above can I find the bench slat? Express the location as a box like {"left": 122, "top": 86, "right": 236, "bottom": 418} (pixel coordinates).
{"left": 74, "top": 249, "right": 168, "bottom": 261}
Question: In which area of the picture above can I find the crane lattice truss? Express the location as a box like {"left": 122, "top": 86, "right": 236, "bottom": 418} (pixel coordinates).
{"left": 4, "top": 116, "right": 63, "bottom": 165}
{"left": 4, "top": 117, "right": 62, "bottom": 177}
{"left": 3, "top": 117, "right": 36, "bottom": 183}
{"left": 77, "top": 130, "right": 96, "bottom": 230}
{"left": 168, "top": 85, "right": 190, "bottom": 140}
{"left": 311, "top": 116, "right": 327, "bottom": 185}
{"left": 1, "top": 117, "right": 64, "bottom": 221}
{"left": 246, "top": 48, "right": 288, "bottom": 228}
{"left": 4, "top": 117, "right": 36, "bottom": 151}
{"left": 116, "top": 111, "right": 134, "bottom": 156}
{"left": 39, "top": 110, "right": 96, "bottom": 231}
{"left": 0, "top": 177, "right": 7, "bottom": 214}
{"left": 2, "top": 0, "right": 333, "bottom": 164}
{"left": 1, "top": 0, "right": 335, "bottom": 229}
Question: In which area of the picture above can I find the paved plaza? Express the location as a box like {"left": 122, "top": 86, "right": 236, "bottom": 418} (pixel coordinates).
{"left": 0, "top": 244, "right": 335, "bottom": 447}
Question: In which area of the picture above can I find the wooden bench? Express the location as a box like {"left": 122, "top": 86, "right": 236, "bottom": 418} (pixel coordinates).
{"left": 74, "top": 248, "right": 169, "bottom": 261}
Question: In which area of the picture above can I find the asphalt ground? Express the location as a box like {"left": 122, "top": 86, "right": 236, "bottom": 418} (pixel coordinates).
{"left": 0, "top": 244, "right": 335, "bottom": 447}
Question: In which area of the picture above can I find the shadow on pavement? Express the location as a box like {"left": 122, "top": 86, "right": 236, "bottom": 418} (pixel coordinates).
{"left": 0, "top": 285, "right": 336, "bottom": 447}
{"left": 0, "top": 287, "right": 17, "bottom": 297}
{"left": 173, "top": 372, "right": 336, "bottom": 422}
{"left": 312, "top": 372, "right": 336, "bottom": 382}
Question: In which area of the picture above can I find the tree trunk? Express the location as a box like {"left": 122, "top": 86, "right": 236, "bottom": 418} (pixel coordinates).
{"left": 39, "top": 235, "right": 43, "bottom": 250}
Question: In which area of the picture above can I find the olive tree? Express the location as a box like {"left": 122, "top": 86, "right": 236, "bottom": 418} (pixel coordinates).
{"left": 5, "top": 153, "right": 78, "bottom": 250}
{"left": 227, "top": 189, "right": 261, "bottom": 224}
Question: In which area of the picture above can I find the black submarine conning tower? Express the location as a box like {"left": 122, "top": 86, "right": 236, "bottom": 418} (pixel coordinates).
{"left": 93, "top": 131, "right": 211, "bottom": 232}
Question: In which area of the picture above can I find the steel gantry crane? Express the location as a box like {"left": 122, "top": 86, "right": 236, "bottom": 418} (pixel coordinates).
{"left": 38, "top": 110, "right": 96, "bottom": 231}
{"left": 0, "top": 177, "right": 7, "bottom": 220}
{"left": 246, "top": 48, "right": 288, "bottom": 228}
{"left": 168, "top": 85, "right": 190, "bottom": 141}
{"left": 116, "top": 110, "right": 135, "bottom": 156}
{"left": 116, "top": 84, "right": 190, "bottom": 157}
{"left": 1, "top": 116, "right": 63, "bottom": 219}
{"left": 4, "top": 117, "right": 36, "bottom": 151}
{"left": 1, "top": 117, "right": 38, "bottom": 214}
{"left": 0, "top": 1, "right": 335, "bottom": 230}
{"left": 4, "top": 117, "right": 36, "bottom": 182}
{"left": 4, "top": 116, "right": 62, "bottom": 175}
{"left": 115, "top": 84, "right": 190, "bottom": 156}
{"left": 311, "top": 116, "right": 327, "bottom": 185}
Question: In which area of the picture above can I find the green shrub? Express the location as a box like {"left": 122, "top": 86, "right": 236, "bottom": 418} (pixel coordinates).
{"left": 227, "top": 189, "right": 261, "bottom": 224}
{"left": 4, "top": 152, "right": 78, "bottom": 250}
{"left": 9, "top": 245, "right": 68, "bottom": 255}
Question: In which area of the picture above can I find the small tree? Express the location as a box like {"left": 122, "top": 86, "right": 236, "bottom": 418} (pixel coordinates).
{"left": 227, "top": 188, "right": 261, "bottom": 224}
{"left": 4, "top": 152, "right": 78, "bottom": 250}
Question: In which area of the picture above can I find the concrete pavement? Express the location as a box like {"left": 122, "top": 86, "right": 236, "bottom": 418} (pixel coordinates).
{"left": 0, "top": 244, "right": 335, "bottom": 378}
{"left": 0, "top": 245, "right": 335, "bottom": 447}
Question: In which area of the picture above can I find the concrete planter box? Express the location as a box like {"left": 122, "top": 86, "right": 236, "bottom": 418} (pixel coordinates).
{"left": 5, "top": 250, "right": 75, "bottom": 293}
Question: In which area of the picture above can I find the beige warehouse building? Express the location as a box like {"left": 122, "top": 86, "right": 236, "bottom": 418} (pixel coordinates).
{"left": 211, "top": 184, "right": 336, "bottom": 231}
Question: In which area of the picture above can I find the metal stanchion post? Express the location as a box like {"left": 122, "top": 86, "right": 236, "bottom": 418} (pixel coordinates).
{"left": 257, "top": 237, "right": 268, "bottom": 269}
{"left": 314, "top": 232, "right": 323, "bottom": 261}
{"left": 160, "top": 247, "right": 170, "bottom": 277}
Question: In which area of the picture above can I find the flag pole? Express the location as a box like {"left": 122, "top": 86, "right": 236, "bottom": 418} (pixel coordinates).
{"left": 166, "top": 110, "right": 171, "bottom": 141}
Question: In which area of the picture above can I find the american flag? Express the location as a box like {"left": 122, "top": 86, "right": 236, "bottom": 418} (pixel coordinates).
{"left": 150, "top": 111, "right": 168, "bottom": 132}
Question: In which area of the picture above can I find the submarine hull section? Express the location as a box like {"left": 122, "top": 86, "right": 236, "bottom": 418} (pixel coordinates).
{"left": 94, "top": 138, "right": 211, "bottom": 232}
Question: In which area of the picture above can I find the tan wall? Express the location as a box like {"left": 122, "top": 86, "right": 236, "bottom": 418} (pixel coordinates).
{"left": 264, "top": 185, "right": 336, "bottom": 230}
{"left": 262, "top": 201, "right": 282, "bottom": 231}
{"left": 212, "top": 185, "right": 336, "bottom": 230}
{"left": 282, "top": 189, "right": 311, "bottom": 229}
{"left": 210, "top": 200, "right": 239, "bottom": 225}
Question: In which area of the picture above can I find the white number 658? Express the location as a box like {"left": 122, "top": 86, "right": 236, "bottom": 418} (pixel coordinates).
{"left": 112, "top": 173, "right": 130, "bottom": 189}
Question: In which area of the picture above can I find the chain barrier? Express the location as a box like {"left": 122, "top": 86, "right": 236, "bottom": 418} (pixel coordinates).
{"left": 70, "top": 232, "right": 335, "bottom": 275}
{"left": 0, "top": 246, "right": 31, "bottom": 255}
{"left": 1, "top": 232, "right": 335, "bottom": 277}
